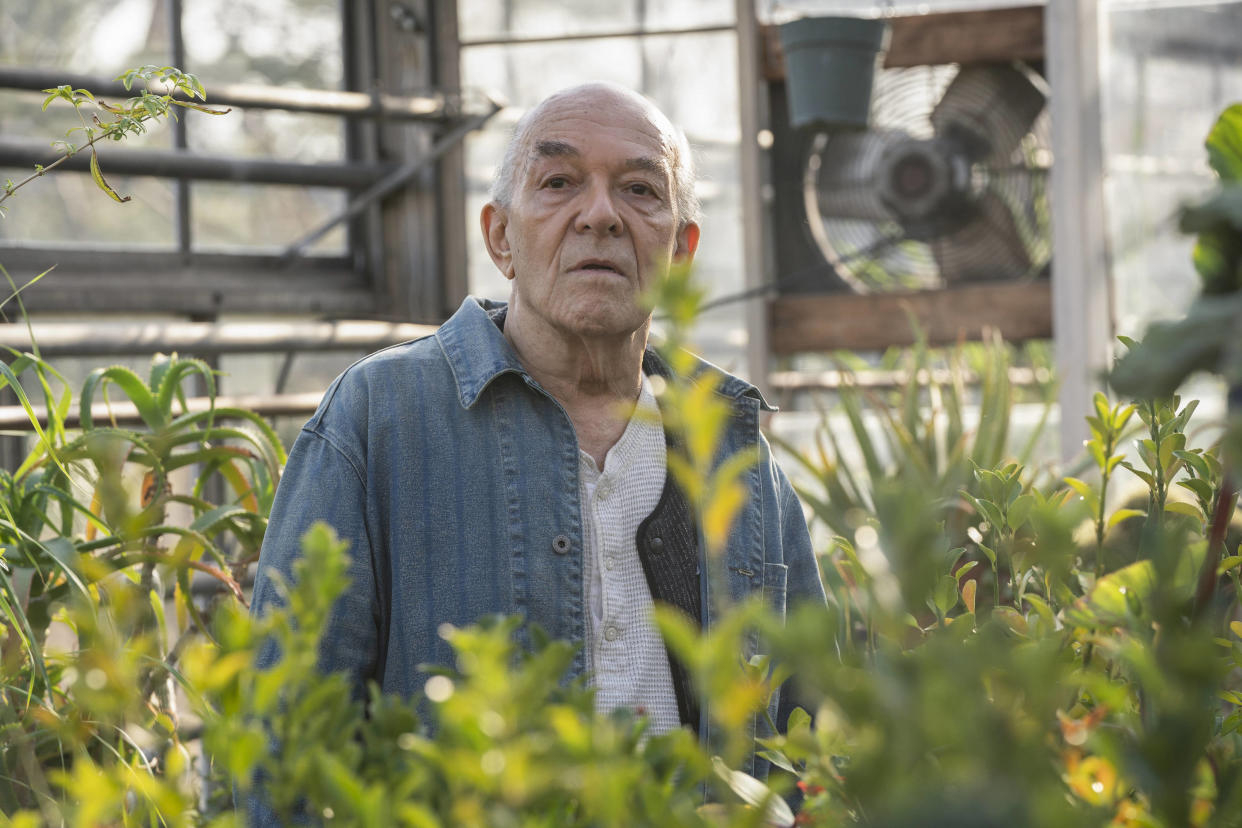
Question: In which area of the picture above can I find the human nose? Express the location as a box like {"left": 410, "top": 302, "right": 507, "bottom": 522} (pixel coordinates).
{"left": 574, "top": 178, "right": 623, "bottom": 236}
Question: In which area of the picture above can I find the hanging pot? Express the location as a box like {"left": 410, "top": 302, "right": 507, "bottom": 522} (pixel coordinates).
{"left": 778, "top": 16, "right": 890, "bottom": 129}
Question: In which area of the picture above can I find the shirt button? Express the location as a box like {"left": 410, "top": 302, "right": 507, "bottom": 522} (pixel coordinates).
{"left": 605, "top": 556, "right": 615, "bottom": 571}
{"left": 604, "top": 625, "right": 619, "bottom": 641}
{"left": 649, "top": 535, "right": 665, "bottom": 554}
{"left": 596, "top": 479, "right": 612, "bottom": 499}
{"left": 552, "top": 534, "right": 571, "bottom": 554}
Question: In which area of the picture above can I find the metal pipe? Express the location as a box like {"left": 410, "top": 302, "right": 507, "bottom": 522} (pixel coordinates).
{"left": 459, "top": 22, "right": 735, "bottom": 47}
{"left": 0, "top": 391, "right": 326, "bottom": 430}
{"left": 768, "top": 366, "right": 1050, "bottom": 392}
{"left": 0, "top": 319, "right": 438, "bottom": 358}
{"left": 0, "top": 66, "right": 455, "bottom": 122}
{"left": 167, "top": 0, "right": 193, "bottom": 256}
{"left": 0, "top": 137, "right": 392, "bottom": 188}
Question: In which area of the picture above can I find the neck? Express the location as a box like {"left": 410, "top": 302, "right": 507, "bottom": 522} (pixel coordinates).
{"left": 503, "top": 297, "right": 648, "bottom": 468}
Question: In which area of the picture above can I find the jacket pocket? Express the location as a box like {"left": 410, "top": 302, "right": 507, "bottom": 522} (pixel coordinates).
{"left": 763, "top": 561, "right": 789, "bottom": 620}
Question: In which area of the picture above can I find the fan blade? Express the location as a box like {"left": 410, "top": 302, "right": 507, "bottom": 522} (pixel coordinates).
{"left": 930, "top": 65, "right": 1046, "bottom": 164}
{"left": 811, "top": 129, "right": 902, "bottom": 222}
{"left": 931, "top": 191, "right": 1032, "bottom": 284}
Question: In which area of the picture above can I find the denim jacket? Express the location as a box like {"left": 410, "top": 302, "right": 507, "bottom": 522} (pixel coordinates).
{"left": 251, "top": 296, "right": 825, "bottom": 779}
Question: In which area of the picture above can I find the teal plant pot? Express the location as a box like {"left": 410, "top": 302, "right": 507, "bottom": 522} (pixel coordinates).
{"left": 779, "top": 16, "right": 890, "bottom": 129}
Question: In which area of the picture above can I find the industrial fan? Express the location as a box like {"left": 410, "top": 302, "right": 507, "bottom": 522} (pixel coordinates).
{"left": 803, "top": 62, "right": 1052, "bottom": 293}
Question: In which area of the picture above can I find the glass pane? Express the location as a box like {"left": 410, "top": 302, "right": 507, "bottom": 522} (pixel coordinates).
{"left": 459, "top": 0, "right": 640, "bottom": 41}
{"left": 1, "top": 0, "right": 164, "bottom": 74}
{"left": 459, "top": 0, "right": 734, "bottom": 40}
{"left": 642, "top": 0, "right": 734, "bottom": 29}
{"left": 181, "top": 0, "right": 343, "bottom": 88}
{"left": 0, "top": 89, "right": 173, "bottom": 150}
{"left": 1101, "top": 0, "right": 1242, "bottom": 337}
{"left": 188, "top": 109, "right": 344, "bottom": 162}
{"left": 0, "top": 169, "right": 177, "bottom": 248}
{"left": 463, "top": 39, "right": 645, "bottom": 104}
{"left": 191, "top": 182, "right": 346, "bottom": 254}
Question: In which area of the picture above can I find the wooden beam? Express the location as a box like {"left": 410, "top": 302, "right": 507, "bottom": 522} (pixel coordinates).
{"left": 768, "top": 280, "right": 1052, "bottom": 354}
{"left": 0, "top": 248, "right": 373, "bottom": 316}
{"left": 761, "top": 5, "right": 1044, "bottom": 81}
{"left": 434, "top": 0, "right": 470, "bottom": 319}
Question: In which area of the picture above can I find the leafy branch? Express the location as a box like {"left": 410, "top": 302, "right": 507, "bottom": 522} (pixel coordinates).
{"left": 0, "top": 64, "right": 229, "bottom": 214}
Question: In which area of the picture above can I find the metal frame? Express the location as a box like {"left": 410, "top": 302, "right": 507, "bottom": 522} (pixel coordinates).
{"left": 736, "top": 0, "right": 771, "bottom": 393}
{"left": 1047, "top": 0, "right": 1114, "bottom": 462}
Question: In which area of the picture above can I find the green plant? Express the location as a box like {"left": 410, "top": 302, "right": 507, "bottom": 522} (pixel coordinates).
{"left": 0, "top": 65, "right": 226, "bottom": 214}
{"left": 0, "top": 66, "right": 286, "bottom": 822}
{"left": 188, "top": 524, "right": 753, "bottom": 828}
{"left": 0, "top": 349, "right": 286, "bottom": 818}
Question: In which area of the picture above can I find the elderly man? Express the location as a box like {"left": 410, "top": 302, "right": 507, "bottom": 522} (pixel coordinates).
{"left": 251, "top": 82, "right": 824, "bottom": 771}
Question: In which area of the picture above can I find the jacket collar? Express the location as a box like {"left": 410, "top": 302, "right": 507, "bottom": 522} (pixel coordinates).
{"left": 436, "top": 296, "right": 775, "bottom": 412}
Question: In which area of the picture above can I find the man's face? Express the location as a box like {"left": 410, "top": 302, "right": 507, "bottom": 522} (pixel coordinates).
{"left": 482, "top": 89, "right": 699, "bottom": 340}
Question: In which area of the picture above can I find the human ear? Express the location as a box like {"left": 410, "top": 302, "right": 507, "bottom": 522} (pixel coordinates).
{"left": 674, "top": 221, "right": 700, "bottom": 264}
{"left": 481, "top": 202, "right": 515, "bottom": 280}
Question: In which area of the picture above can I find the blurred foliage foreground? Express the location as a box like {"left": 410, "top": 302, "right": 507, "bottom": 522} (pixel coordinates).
{"left": 1, "top": 72, "right": 1242, "bottom": 826}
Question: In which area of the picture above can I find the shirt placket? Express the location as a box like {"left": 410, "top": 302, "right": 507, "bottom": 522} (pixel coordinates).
{"left": 595, "top": 471, "right": 623, "bottom": 670}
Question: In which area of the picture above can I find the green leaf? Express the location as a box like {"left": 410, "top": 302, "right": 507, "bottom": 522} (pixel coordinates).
{"left": 953, "top": 560, "right": 980, "bottom": 583}
{"left": 712, "top": 756, "right": 796, "bottom": 828}
{"left": 0, "top": 566, "right": 51, "bottom": 703}
{"left": 88, "top": 148, "right": 131, "bottom": 204}
{"left": 1219, "top": 555, "right": 1242, "bottom": 573}
{"left": 1109, "top": 294, "right": 1242, "bottom": 398}
{"left": 757, "top": 749, "right": 798, "bottom": 775}
{"left": 1066, "top": 560, "right": 1156, "bottom": 628}
{"left": 80, "top": 364, "right": 162, "bottom": 431}
{"left": 1138, "top": 438, "right": 1158, "bottom": 471}
{"left": 1092, "top": 391, "right": 1109, "bottom": 423}
{"left": 1007, "top": 494, "right": 1034, "bottom": 531}
{"left": 1206, "top": 103, "right": 1242, "bottom": 181}
{"left": 1178, "top": 477, "right": 1215, "bottom": 503}
{"left": 1120, "top": 461, "right": 1155, "bottom": 488}
{"left": 1165, "top": 501, "right": 1203, "bottom": 520}
{"left": 963, "top": 491, "right": 1004, "bottom": 532}
{"left": 1159, "top": 432, "right": 1187, "bottom": 471}
{"left": 933, "top": 574, "right": 959, "bottom": 615}
{"left": 1063, "top": 477, "right": 1100, "bottom": 516}
{"left": 786, "top": 706, "right": 812, "bottom": 736}
{"left": 1173, "top": 449, "right": 1210, "bottom": 479}
{"left": 1106, "top": 508, "right": 1146, "bottom": 531}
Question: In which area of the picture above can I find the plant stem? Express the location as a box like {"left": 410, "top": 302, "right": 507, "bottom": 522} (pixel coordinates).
{"left": 1193, "top": 475, "right": 1237, "bottom": 618}
{"left": 0, "top": 122, "right": 125, "bottom": 209}
{"left": 1094, "top": 431, "right": 1116, "bottom": 579}
{"left": 1148, "top": 401, "right": 1168, "bottom": 520}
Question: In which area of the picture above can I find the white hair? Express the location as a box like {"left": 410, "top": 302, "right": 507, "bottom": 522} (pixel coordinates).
{"left": 489, "top": 83, "right": 701, "bottom": 229}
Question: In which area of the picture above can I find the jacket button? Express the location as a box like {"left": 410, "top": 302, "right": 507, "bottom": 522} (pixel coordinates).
{"left": 552, "top": 534, "right": 571, "bottom": 554}
{"left": 649, "top": 535, "right": 664, "bottom": 554}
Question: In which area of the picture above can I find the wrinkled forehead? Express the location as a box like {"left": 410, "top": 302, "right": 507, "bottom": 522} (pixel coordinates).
{"left": 518, "top": 88, "right": 677, "bottom": 173}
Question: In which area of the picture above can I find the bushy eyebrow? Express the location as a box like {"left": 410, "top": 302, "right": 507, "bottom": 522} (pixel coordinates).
{"left": 530, "top": 140, "right": 669, "bottom": 180}
{"left": 533, "top": 139, "right": 577, "bottom": 158}
{"left": 621, "top": 156, "right": 668, "bottom": 178}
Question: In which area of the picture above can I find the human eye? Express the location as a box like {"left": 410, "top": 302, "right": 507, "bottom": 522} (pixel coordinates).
{"left": 625, "top": 181, "right": 657, "bottom": 197}
{"left": 539, "top": 172, "right": 573, "bottom": 190}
